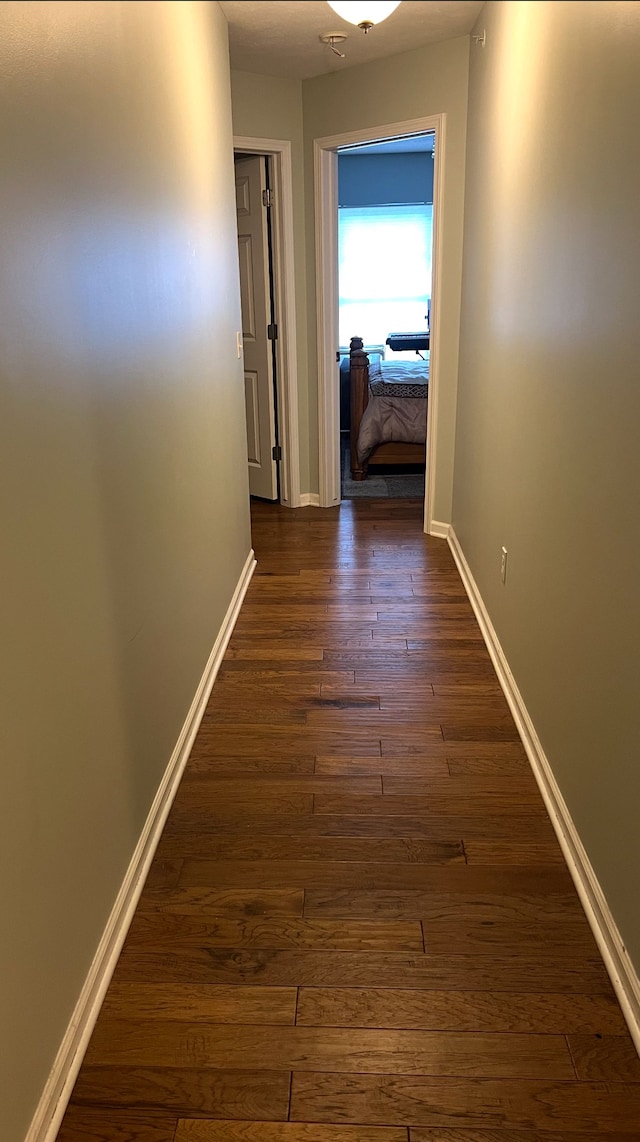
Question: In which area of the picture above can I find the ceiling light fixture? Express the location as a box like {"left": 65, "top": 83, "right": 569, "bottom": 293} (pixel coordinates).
{"left": 327, "top": 1, "right": 401, "bottom": 35}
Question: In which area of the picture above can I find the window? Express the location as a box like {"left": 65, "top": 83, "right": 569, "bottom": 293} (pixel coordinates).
{"left": 338, "top": 204, "right": 432, "bottom": 349}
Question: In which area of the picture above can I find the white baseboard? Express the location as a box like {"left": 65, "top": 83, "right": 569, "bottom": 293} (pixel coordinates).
{"left": 447, "top": 526, "right": 640, "bottom": 1055}
{"left": 26, "top": 549, "right": 257, "bottom": 1142}
{"left": 299, "top": 492, "right": 321, "bottom": 507}
{"left": 429, "top": 519, "right": 451, "bottom": 539}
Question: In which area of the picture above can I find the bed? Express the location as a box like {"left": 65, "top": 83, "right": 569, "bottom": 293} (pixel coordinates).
{"left": 349, "top": 336, "right": 429, "bottom": 481}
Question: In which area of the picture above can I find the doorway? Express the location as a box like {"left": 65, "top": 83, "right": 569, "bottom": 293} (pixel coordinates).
{"left": 337, "top": 133, "right": 434, "bottom": 501}
{"left": 233, "top": 137, "right": 301, "bottom": 508}
{"left": 314, "top": 114, "right": 444, "bottom": 532}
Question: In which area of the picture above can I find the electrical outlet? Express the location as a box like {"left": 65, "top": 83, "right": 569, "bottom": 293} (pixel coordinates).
{"left": 236, "top": 331, "right": 243, "bottom": 359}
{"left": 500, "top": 546, "right": 508, "bottom": 584}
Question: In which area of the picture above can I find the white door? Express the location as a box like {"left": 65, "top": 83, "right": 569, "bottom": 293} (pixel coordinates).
{"left": 235, "top": 155, "right": 278, "bottom": 500}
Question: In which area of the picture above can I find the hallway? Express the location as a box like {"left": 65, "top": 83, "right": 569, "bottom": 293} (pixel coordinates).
{"left": 58, "top": 499, "right": 640, "bottom": 1139}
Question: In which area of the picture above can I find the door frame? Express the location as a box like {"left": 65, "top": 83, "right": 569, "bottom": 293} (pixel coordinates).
{"left": 234, "top": 136, "right": 300, "bottom": 508}
{"left": 314, "top": 114, "right": 444, "bottom": 532}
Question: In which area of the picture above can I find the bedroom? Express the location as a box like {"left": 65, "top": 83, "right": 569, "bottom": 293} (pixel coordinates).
{"left": 337, "top": 133, "right": 434, "bottom": 498}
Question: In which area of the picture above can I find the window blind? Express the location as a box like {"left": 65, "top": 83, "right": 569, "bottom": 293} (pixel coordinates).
{"left": 338, "top": 204, "right": 432, "bottom": 348}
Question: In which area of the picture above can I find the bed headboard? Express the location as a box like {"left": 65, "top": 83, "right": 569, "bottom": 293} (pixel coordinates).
{"left": 349, "top": 337, "right": 370, "bottom": 481}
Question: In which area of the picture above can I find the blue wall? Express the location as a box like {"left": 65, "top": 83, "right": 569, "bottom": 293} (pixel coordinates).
{"left": 338, "top": 152, "right": 433, "bottom": 207}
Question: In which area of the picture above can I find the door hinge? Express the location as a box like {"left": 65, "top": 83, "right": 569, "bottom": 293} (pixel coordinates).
{"left": 262, "top": 189, "right": 274, "bottom": 207}
{"left": 272, "top": 444, "right": 282, "bottom": 461}
{"left": 267, "top": 323, "right": 278, "bottom": 341}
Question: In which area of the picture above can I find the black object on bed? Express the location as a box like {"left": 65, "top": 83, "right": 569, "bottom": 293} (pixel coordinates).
{"left": 385, "top": 331, "right": 430, "bottom": 353}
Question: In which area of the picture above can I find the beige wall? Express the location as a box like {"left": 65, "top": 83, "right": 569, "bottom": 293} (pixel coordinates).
{"left": 303, "top": 36, "right": 470, "bottom": 514}
{"left": 0, "top": 3, "right": 251, "bottom": 1138}
{"left": 230, "top": 70, "right": 310, "bottom": 492}
{"left": 453, "top": 2, "right": 640, "bottom": 968}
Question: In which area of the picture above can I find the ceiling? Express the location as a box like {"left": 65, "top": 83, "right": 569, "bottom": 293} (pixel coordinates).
{"left": 219, "top": 1, "right": 485, "bottom": 81}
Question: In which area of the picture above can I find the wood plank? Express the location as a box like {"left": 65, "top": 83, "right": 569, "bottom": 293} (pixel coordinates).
{"left": 315, "top": 740, "right": 527, "bottom": 769}
{"left": 420, "top": 894, "right": 597, "bottom": 954}
{"left": 370, "top": 602, "right": 464, "bottom": 612}
{"left": 318, "top": 684, "right": 434, "bottom": 699}
{"left": 185, "top": 729, "right": 384, "bottom": 757}
{"left": 229, "top": 633, "right": 403, "bottom": 648}
{"left": 157, "top": 835, "right": 464, "bottom": 864}
{"left": 216, "top": 670, "right": 355, "bottom": 684}
{"left": 446, "top": 758, "right": 529, "bottom": 776}
{"left": 290, "top": 1073, "right": 640, "bottom": 1131}
{"left": 230, "top": 623, "right": 384, "bottom": 638}
{"left": 376, "top": 700, "right": 512, "bottom": 720}
{"left": 373, "top": 625, "right": 483, "bottom": 642}
{"left": 371, "top": 602, "right": 473, "bottom": 615}
{"left": 197, "top": 705, "right": 307, "bottom": 725}
{"left": 244, "top": 589, "right": 342, "bottom": 600}
{"left": 296, "top": 988, "right": 628, "bottom": 1034}
{"left": 440, "top": 723, "right": 521, "bottom": 742}
{"left": 409, "top": 1130, "right": 640, "bottom": 1142}
{"left": 218, "top": 659, "right": 356, "bottom": 675}
{"left": 113, "top": 949, "right": 614, "bottom": 994}
{"left": 177, "top": 862, "right": 572, "bottom": 894}
{"left": 251, "top": 568, "right": 333, "bottom": 577}
{"left": 425, "top": 677, "right": 505, "bottom": 691}
{"left": 315, "top": 756, "right": 533, "bottom": 779}
{"left": 404, "top": 642, "right": 487, "bottom": 654}
{"left": 408, "top": 587, "right": 469, "bottom": 599}
{"left": 85, "top": 1021, "right": 574, "bottom": 1079}
{"left": 124, "top": 912, "right": 424, "bottom": 952}
{"left": 176, "top": 777, "right": 383, "bottom": 796}
{"left": 567, "top": 1034, "right": 640, "bottom": 1080}
{"left": 302, "top": 714, "right": 445, "bottom": 739}
{"left": 325, "top": 607, "right": 474, "bottom": 621}
{"left": 381, "top": 776, "right": 540, "bottom": 800}
{"left": 381, "top": 734, "right": 524, "bottom": 755}
{"left": 234, "top": 604, "right": 328, "bottom": 617}
{"left": 162, "top": 812, "right": 556, "bottom": 843}
{"left": 167, "top": 793, "right": 313, "bottom": 821}
{"left": 309, "top": 694, "right": 381, "bottom": 709}
{"left": 137, "top": 888, "right": 304, "bottom": 917}
{"left": 355, "top": 646, "right": 494, "bottom": 664}
{"left": 70, "top": 1067, "right": 291, "bottom": 1120}
{"left": 315, "top": 756, "right": 451, "bottom": 777}
{"left": 215, "top": 671, "right": 353, "bottom": 686}
{"left": 226, "top": 648, "right": 324, "bottom": 660}
{"left": 357, "top": 665, "right": 498, "bottom": 681}
{"left": 408, "top": 585, "right": 468, "bottom": 597}
{"left": 185, "top": 758, "right": 316, "bottom": 776}
{"left": 464, "top": 841, "right": 565, "bottom": 866}
{"left": 313, "top": 794, "right": 546, "bottom": 818}
{"left": 303, "top": 880, "right": 579, "bottom": 915}
{"left": 101, "top": 983, "right": 297, "bottom": 1024}
{"left": 56, "top": 1108, "right": 177, "bottom": 1142}
{"left": 430, "top": 682, "right": 504, "bottom": 694}
{"left": 301, "top": 710, "right": 447, "bottom": 731}
{"left": 320, "top": 651, "right": 410, "bottom": 664}
{"left": 354, "top": 653, "right": 496, "bottom": 666}
{"left": 175, "top": 1123, "right": 407, "bottom": 1142}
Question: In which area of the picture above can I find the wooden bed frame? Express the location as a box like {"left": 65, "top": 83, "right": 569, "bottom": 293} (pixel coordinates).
{"left": 349, "top": 336, "right": 427, "bottom": 481}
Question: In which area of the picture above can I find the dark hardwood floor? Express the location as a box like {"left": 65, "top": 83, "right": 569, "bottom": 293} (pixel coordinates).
{"left": 57, "top": 498, "right": 640, "bottom": 1141}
